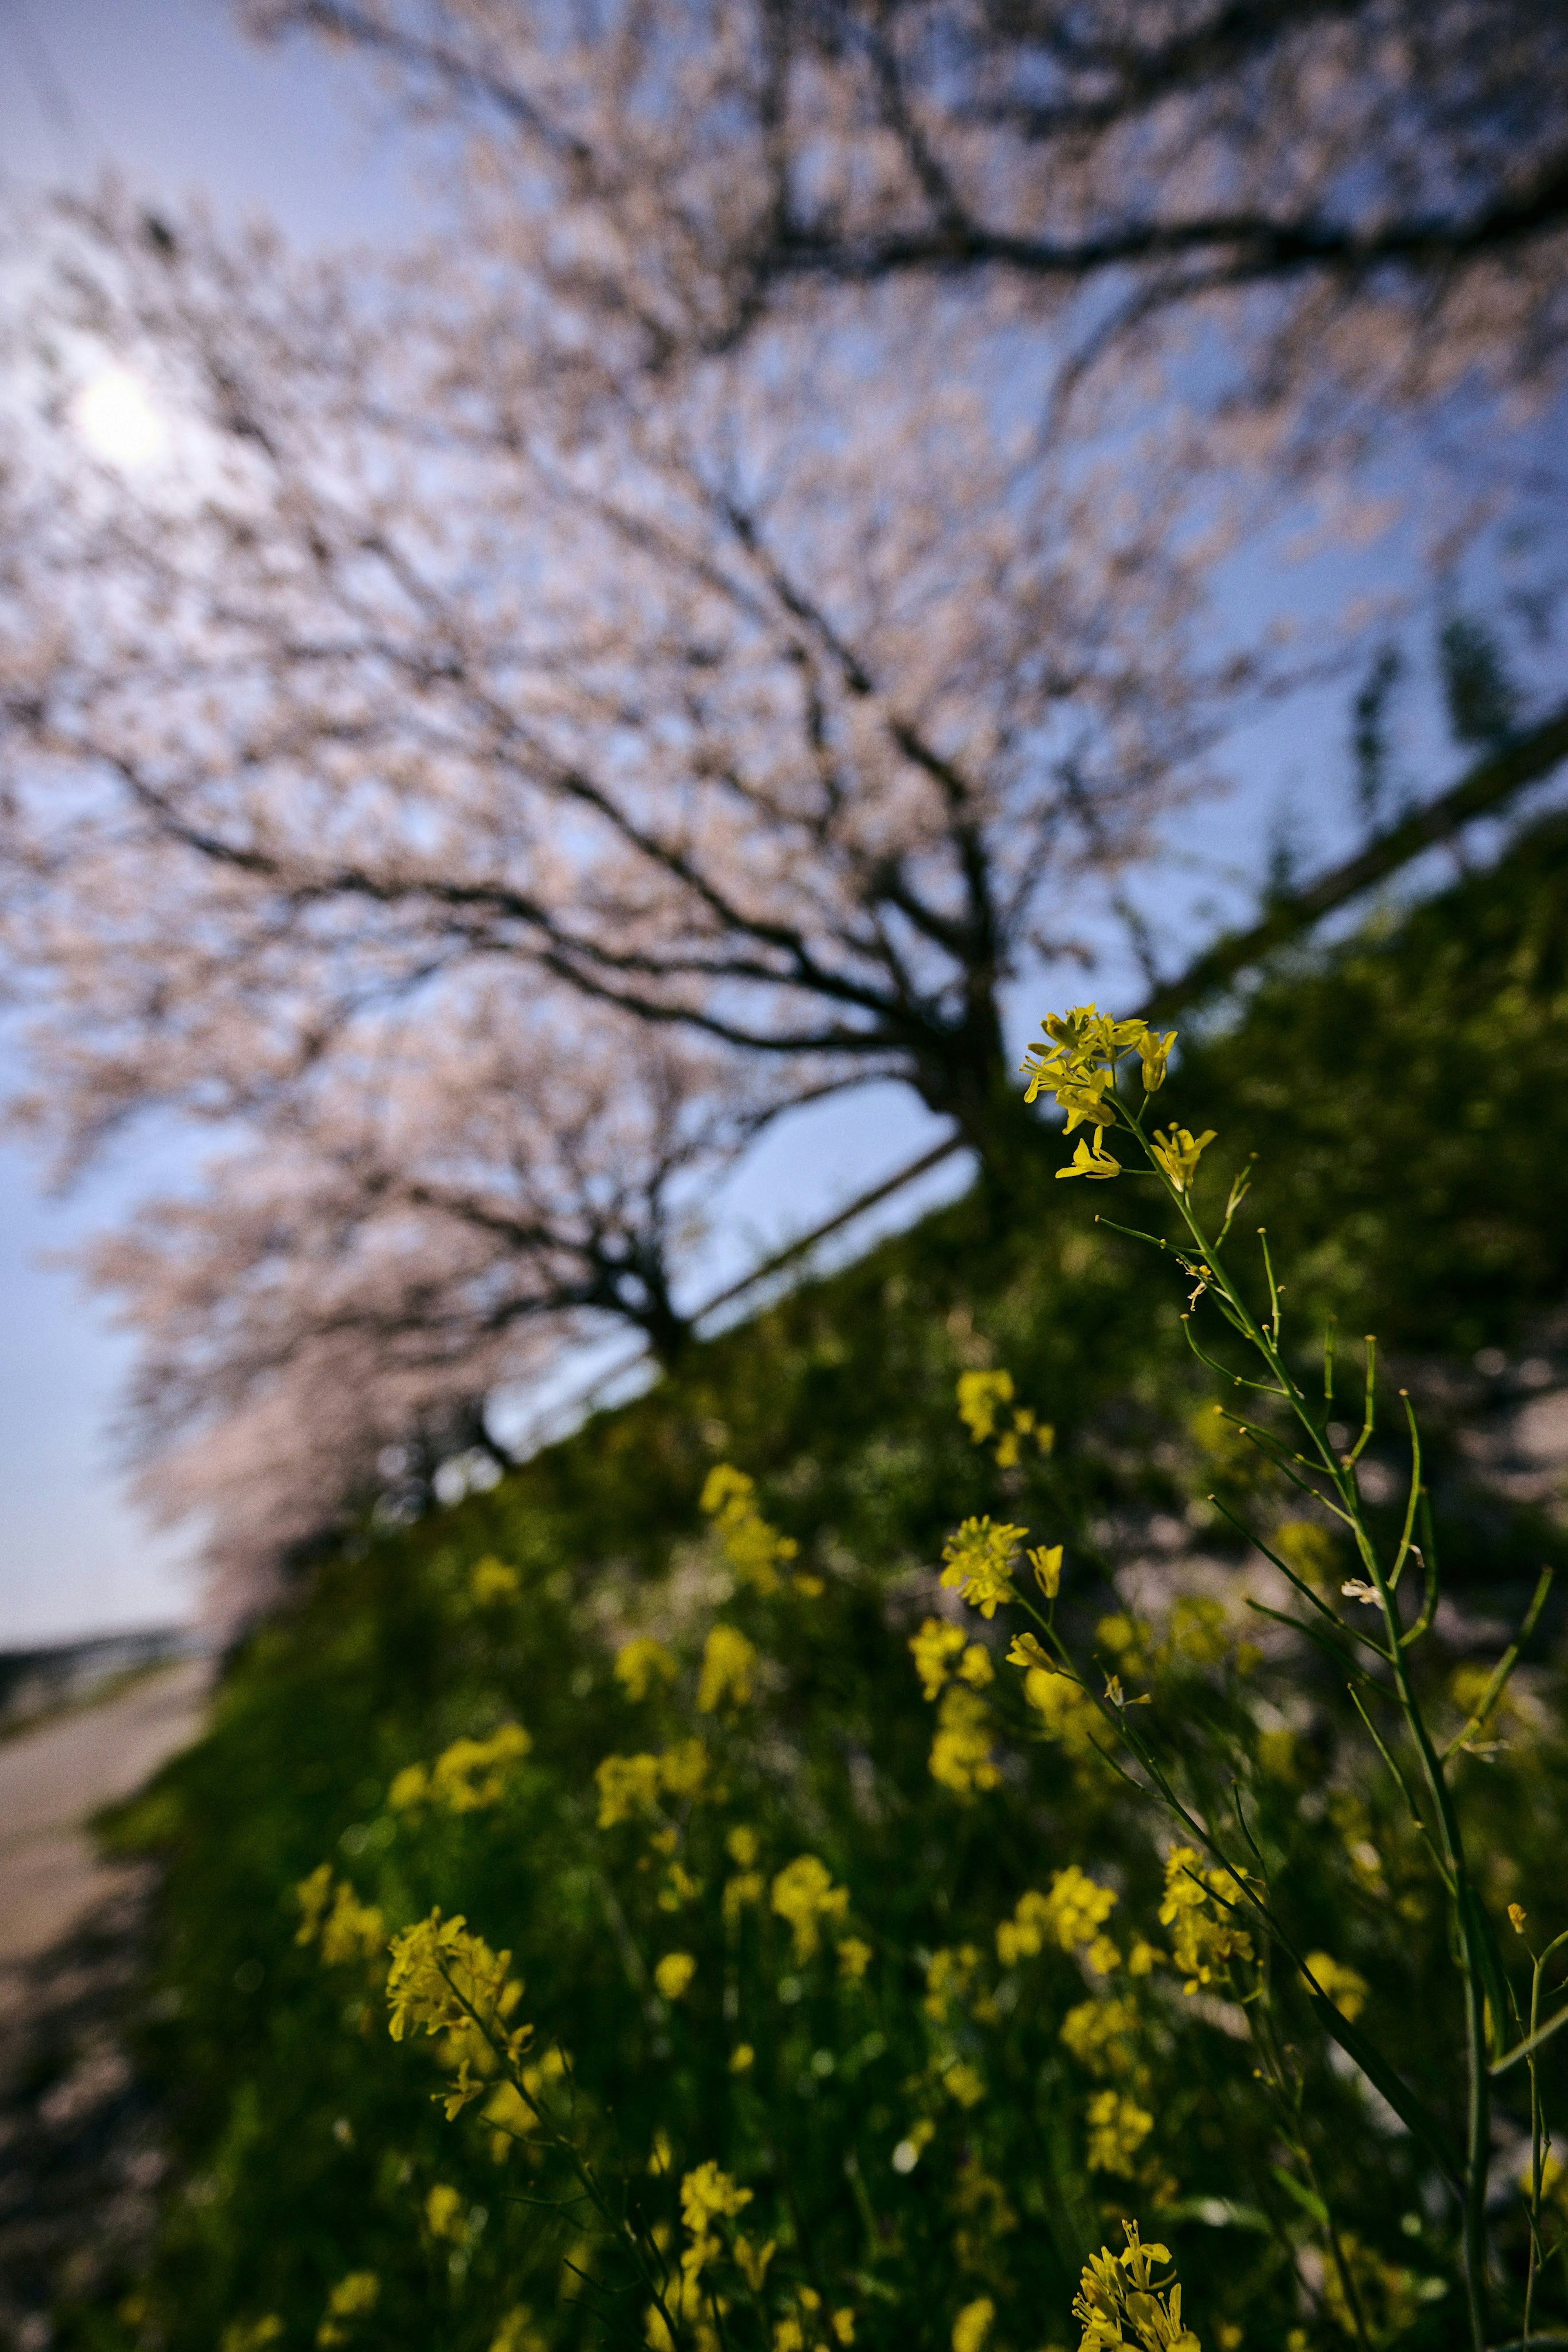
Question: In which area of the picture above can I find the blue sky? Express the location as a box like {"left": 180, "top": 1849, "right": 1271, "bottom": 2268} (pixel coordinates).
{"left": 0, "top": 0, "right": 1557, "bottom": 1643}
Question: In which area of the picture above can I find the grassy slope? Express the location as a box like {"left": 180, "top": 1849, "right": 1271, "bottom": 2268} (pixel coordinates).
{"left": 83, "top": 816, "right": 1568, "bottom": 2352}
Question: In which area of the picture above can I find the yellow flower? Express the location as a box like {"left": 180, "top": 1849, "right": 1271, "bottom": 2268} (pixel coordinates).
{"left": 734, "top": 2235, "right": 777, "bottom": 2292}
{"left": 1086, "top": 2088, "right": 1161, "bottom": 2173}
{"left": 996, "top": 1869, "right": 1117, "bottom": 1965}
{"left": 1072, "top": 2223, "right": 1197, "bottom": 2352}
{"left": 727, "top": 1825, "right": 760, "bottom": 1867}
{"left": 385, "top": 1910, "right": 526, "bottom": 2074}
{"left": 1509, "top": 1902, "right": 1528, "bottom": 1935}
{"left": 771, "top": 1854, "right": 849, "bottom": 1960}
{"left": 730, "top": 2043, "right": 755, "bottom": 2073}
{"left": 943, "top": 2062, "right": 985, "bottom": 2109}
{"left": 317, "top": 2275, "right": 379, "bottom": 2348}
{"left": 425, "top": 2183, "right": 466, "bottom": 2241}
{"left": 911, "top": 1617, "right": 969, "bottom": 1700}
{"left": 429, "top": 1726, "right": 532, "bottom": 1812}
{"left": 724, "top": 1870, "right": 765, "bottom": 1926}
{"left": 1150, "top": 1126, "right": 1216, "bottom": 1194}
{"left": 1056, "top": 1130, "right": 1121, "bottom": 1181}
{"left": 615, "top": 1637, "right": 679, "bottom": 1703}
{"left": 1305, "top": 1950, "right": 1369, "bottom": 2022}
{"left": 838, "top": 1937, "right": 873, "bottom": 1982}
{"left": 940, "top": 1518, "right": 1027, "bottom": 1616}
{"left": 655, "top": 1951, "right": 697, "bottom": 2002}
{"left": 595, "top": 1752, "right": 664, "bottom": 1828}
{"left": 929, "top": 1683, "right": 1001, "bottom": 1797}
{"left": 489, "top": 2308, "right": 546, "bottom": 2352}
{"left": 1060, "top": 1998, "right": 1139, "bottom": 2078}
{"left": 951, "top": 2298, "right": 994, "bottom": 2352}
{"left": 659, "top": 1739, "right": 710, "bottom": 1800}
{"left": 957, "top": 1369, "right": 1013, "bottom": 1445}
{"left": 295, "top": 1867, "right": 385, "bottom": 1968}
{"left": 1136, "top": 1028, "right": 1176, "bottom": 1093}
{"left": 697, "top": 1624, "right": 758, "bottom": 1713}
{"left": 1158, "top": 1846, "right": 1254, "bottom": 1993}
{"left": 470, "top": 1555, "right": 521, "bottom": 1605}
{"left": 1021, "top": 1665, "right": 1100, "bottom": 1757}
{"left": 1029, "top": 1543, "right": 1064, "bottom": 1598}
{"left": 679, "top": 2161, "right": 753, "bottom": 2282}
{"left": 701, "top": 1465, "right": 798, "bottom": 1593}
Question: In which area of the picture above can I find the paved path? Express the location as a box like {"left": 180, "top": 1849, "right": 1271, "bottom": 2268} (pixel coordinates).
{"left": 0, "top": 1662, "right": 209, "bottom": 2014}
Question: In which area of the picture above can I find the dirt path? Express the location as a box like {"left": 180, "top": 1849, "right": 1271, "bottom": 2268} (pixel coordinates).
{"left": 0, "top": 1661, "right": 209, "bottom": 2008}
{"left": 0, "top": 1660, "right": 210, "bottom": 2350}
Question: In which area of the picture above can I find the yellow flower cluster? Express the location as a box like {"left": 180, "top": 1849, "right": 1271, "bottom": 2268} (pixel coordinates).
{"left": 997, "top": 1868, "right": 1118, "bottom": 1966}
{"left": 679, "top": 2159, "right": 753, "bottom": 2282}
{"left": 1060, "top": 1996, "right": 1140, "bottom": 2078}
{"left": 389, "top": 1723, "right": 532, "bottom": 1815}
{"left": 1158, "top": 1847, "right": 1254, "bottom": 1995}
{"left": 615, "top": 1637, "right": 679, "bottom": 1702}
{"left": 956, "top": 1371, "right": 1054, "bottom": 1467}
{"left": 1071, "top": 2223, "right": 1199, "bottom": 2351}
{"left": 910, "top": 1617, "right": 992, "bottom": 1701}
{"left": 771, "top": 1854, "right": 850, "bottom": 1960}
{"left": 1021, "top": 1006, "right": 1174, "bottom": 1120}
{"left": 1084, "top": 2087, "right": 1155, "bottom": 2176}
{"left": 701, "top": 1465, "right": 799, "bottom": 1594}
{"left": 384, "top": 1910, "right": 530, "bottom": 2118}
{"left": 697, "top": 1623, "right": 758, "bottom": 1713}
{"left": 295, "top": 1864, "right": 385, "bottom": 1967}
{"left": 929, "top": 1684, "right": 1001, "bottom": 1796}
{"left": 595, "top": 1740, "right": 709, "bottom": 1827}
{"left": 655, "top": 1951, "right": 697, "bottom": 2001}
{"left": 940, "top": 1518, "right": 1027, "bottom": 1617}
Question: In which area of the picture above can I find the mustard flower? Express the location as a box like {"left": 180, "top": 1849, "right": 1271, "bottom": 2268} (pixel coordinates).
{"left": 385, "top": 1910, "right": 526, "bottom": 2061}
{"left": 489, "top": 2310, "right": 546, "bottom": 2352}
{"left": 1305, "top": 1950, "right": 1369, "bottom": 2021}
{"left": 940, "top": 1518, "right": 1027, "bottom": 1616}
{"left": 733, "top": 2234, "right": 777, "bottom": 2292}
{"left": 1057, "top": 1130, "right": 1122, "bottom": 1181}
{"left": 771, "top": 1853, "right": 849, "bottom": 1960}
{"left": 1158, "top": 1846, "right": 1254, "bottom": 1994}
{"left": 1149, "top": 1126, "right": 1216, "bottom": 1195}
{"left": 697, "top": 1623, "right": 758, "bottom": 1713}
{"left": 911, "top": 1617, "right": 969, "bottom": 1700}
{"left": 1029, "top": 1543, "right": 1064, "bottom": 1598}
{"left": 838, "top": 1935, "right": 873, "bottom": 1982}
{"left": 957, "top": 1369, "right": 1013, "bottom": 1445}
{"left": 469, "top": 1556, "right": 520, "bottom": 1605}
{"left": 1021, "top": 1664, "right": 1101, "bottom": 1757}
{"left": 655, "top": 1951, "right": 697, "bottom": 2002}
{"left": 614, "top": 1637, "right": 679, "bottom": 1703}
{"left": 701, "top": 1464, "right": 798, "bottom": 1592}
{"left": 595, "top": 1752, "right": 664, "bottom": 1828}
{"left": 1060, "top": 1997, "right": 1140, "bottom": 2078}
{"left": 929, "top": 1683, "right": 1001, "bottom": 1797}
{"left": 996, "top": 1868, "right": 1118, "bottom": 1965}
{"left": 425, "top": 2183, "right": 466, "bottom": 2241}
{"left": 951, "top": 2297, "right": 994, "bottom": 2352}
{"left": 679, "top": 2160, "right": 753, "bottom": 2283}
{"left": 317, "top": 2275, "right": 379, "bottom": 2348}
{"left": 1072, "top": 2223, "right": 1198, "bottom": 2352}
{"left": 659, "top": 1738, "right": 710, "bottom": 1799}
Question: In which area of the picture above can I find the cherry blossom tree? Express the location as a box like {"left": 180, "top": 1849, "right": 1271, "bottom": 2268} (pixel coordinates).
{"left": 83, "top": 1004, "right": 772, "bottom": 1607}
{"left": 0, "top": 187, "right": 1250, "bottom": 1184}
{"left": 247, "top": 0, "right": 1568, "bottom": 432}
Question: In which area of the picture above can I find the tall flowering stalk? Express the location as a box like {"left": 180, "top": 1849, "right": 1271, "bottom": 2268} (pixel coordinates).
{"left": 1005, "top": 1005, "right": 1559, "bottom": 2351}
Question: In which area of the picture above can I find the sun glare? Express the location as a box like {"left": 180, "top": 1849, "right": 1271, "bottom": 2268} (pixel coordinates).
{"left": 73, "top": 366, "right": 170, "bottom": 468}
